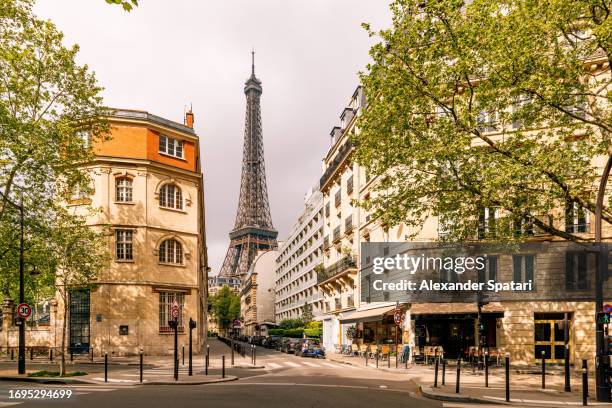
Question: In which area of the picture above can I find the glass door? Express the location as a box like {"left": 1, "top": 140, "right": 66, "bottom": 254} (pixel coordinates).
{"left": 69, "top": 289, "right": 91, "bottom": 354}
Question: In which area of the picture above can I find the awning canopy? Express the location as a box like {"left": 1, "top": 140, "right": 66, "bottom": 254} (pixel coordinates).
{"left": 409, "top": 302, "right": 504, "bottom": 315}
{"left": 340, "top": 305, "right": 396, "bottom": 324}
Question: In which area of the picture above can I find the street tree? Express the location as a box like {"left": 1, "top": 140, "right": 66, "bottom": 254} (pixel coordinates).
{"left": 355, "top": 0, "right": 612, "bottom": 242}
{"left": 209, "top": 286, "right": 240, "bottom": 334}
{"left": 45, "top": 209, "right": 109, "bottom": 376}
{"left": 0, "top": 0, "right": 109, "bottom": 301}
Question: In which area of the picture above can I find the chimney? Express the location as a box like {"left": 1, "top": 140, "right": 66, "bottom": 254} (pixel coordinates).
{"left": 185, "top": 108, "right": 194, "bottom": 129}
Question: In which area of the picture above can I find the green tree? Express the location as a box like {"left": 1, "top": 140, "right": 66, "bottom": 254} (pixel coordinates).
{"left": 301, "top": 302, "right": 313, "bottom": 324}
{"left": 210, "top": 286, "right": 240, "bottom": 332}
{"left": 355, "top": 0, "right": 611, "bottom": 242}
{"left": 105, "top": 0, "right": 138, "bottom": 11}
{"left": 0, "top": 0, "right": 109, "bottom": 301}
{"left": 45, "top": 209, "right": 109, "bottom": 376}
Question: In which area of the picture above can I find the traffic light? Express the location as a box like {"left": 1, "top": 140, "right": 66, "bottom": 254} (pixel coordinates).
{"left": 598, "top": 312, "right": 611, "bottom": 325}
{"left": 189, "top": 318, "right": 197, "bottom": 330}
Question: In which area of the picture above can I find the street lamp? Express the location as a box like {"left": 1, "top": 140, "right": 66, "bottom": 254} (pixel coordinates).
{"left": 0, "top": 191, "right": 26, "bottom": 375}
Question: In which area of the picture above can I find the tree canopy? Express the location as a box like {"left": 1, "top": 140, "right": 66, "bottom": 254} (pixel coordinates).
{"left": 355, "top": 0, "right": 612, "bottom": 242}
{"left": 209, "top": 286, "right": 240, "bottom": 330}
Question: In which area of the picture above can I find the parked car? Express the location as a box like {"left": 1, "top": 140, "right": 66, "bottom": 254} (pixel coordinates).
{"left": 263, "top": 335, "right": 282, "bottom": 349}
{"left": 249, "top": 335, "right": 266, "bottom": 346}
{"left": 280, "top": 337, "right": 300, "bottom": 354}
{"left": 295, "top": 338, "right": 325, "bottom": 358}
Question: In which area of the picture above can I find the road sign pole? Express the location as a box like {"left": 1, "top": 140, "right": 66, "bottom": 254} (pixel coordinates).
{"left": 173, "top": 318, "right": 178, "bottom": 381}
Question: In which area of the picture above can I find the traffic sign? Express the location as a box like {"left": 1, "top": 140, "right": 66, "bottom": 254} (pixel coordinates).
{"left": 171, "top": 300, "right": 180, "bottom": 320}
{"left": 16, "top": 303, "right": 31, "bottom": 319}
{"left": 604, "top": 304, "right": 612, "bottom": 314}
{"left": 393, "top": 304, "right": 404, "bottom": 327}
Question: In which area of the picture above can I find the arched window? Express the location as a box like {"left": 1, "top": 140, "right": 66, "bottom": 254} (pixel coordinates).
{"left": 159, "top": 184, "right": 182, "bottom": 209}
{"left": 159, "top": 239, "right": 183, "bottom": 264}
{"left": 115, "top": 177, "right": 133, "bottom": 202}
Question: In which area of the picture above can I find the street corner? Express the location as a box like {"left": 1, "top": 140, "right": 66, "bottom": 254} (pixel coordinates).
{"left": 419, "top": 385, "right": 509, "bottom": 405}
{"left": 140, "top": 375, "right": 238, "bottom": 386}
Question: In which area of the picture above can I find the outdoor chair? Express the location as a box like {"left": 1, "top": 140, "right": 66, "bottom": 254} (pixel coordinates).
{"left": 359, "top": 344, "right": 368, "bottom": 357}
{"left": 351, "top": 344, "right": 359, "bottom": 356}
{"left": 380, "top": 345, "right": 390, "bottom": 360}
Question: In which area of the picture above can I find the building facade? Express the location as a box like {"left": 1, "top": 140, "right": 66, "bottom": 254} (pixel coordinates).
{"left": 240, "top": 250, "right": 278, "bottom": 336}
{"left": 275, "top": 187, "right": 324, "bottom": 322}
{"left": 63, "top": 109, "right": 207, "bottom": 356}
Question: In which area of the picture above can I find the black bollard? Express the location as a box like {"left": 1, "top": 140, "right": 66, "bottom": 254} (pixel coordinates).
{"left": 205, "top": 354, "right": 208, "bottom": 376}
{"left": 388, "top": 351, "right": 390, "bottom": 368}
{"left": 70, "top": 347, "right": 73, "bottom": 362}
{"left": 434, "top": 355, "right": 439, "bottom": 388}
{"left": 231, "top": 342, "right": 234, "bottom": 366}
{"left": 456, "top": 356, "right": 461, "bottom": 394}
{"left": 222, "top": 355, "right": 226, "bottom": 378}
{"left": 139, "top": 350, "right": 143, "bottom": 383}
{"left": 485, "top": 352, "right": 489, "bottom": 388}
{"left": 366, "top": 350, "right": 369, "bottom": 366}
{"left": 583, "top": 366, "right": 588, "bottom": 406}
{"left": 104, "top": 352, "right": 108, "bottom": 383}
{"left": 253, "top": 346, "right": 256, "bottom": 366}
{"left": 30, "top": 347, "right": 33, "bottom": 361}
{"left": 182, "top": 345, "right": 185, "bottom": 366}
{"left": 49, "top": 348, "right": 53, "bottom": 362}
{"left": 376, "top": 352, "right": 379, "bottom": 368}
{"left": 541, "top": 351, "right": 546, "bottom": 389}
{"left": 505, "top": 353, "right": 510, "bottom": 402}
{"left": 442, "top": 358, "right": 446, "bottom": 385}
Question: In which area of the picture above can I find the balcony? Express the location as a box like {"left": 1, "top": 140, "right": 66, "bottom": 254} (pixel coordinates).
{"left": 333, "top": 226, "right": 341, "bottom": 242}
{"left": 323, "top": 236, "right": 331, "bottom": 250}
{"left": 320, "top": 140, "right": 354, "bottom": 190}
{"left": 317, "top": 255, "right": 357, "bottom": 283}
{"left": 345, "top": 216, "right": 353, "bottom": 234}
{"left": 347, "top": 295, "right": 354, "bottom": 308}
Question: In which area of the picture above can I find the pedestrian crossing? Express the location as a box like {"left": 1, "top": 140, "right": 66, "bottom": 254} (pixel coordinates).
{"left": 0, "top": 384, "right": 130, "bottom": 406}
{"left": 262, "top": 359, "right": 356, "bottom": 371}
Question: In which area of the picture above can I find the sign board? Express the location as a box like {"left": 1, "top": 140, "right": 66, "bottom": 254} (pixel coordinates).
{"left": 233, "top": 319, "right": 241, "bottom": 328}
{"left": 393, "top": 304, "right": 404, "bottom": 327}
{"left": 604, "top": 304, "right": 612, "bottom": 314}
{"left": 171, "top": 300, "right": 180, "bottom": 320}
{"left": 16, "top": 303, "right": 31, "bottom": 319}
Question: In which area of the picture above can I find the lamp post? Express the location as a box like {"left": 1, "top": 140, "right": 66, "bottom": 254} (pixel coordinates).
{"left": 1, "top": 191, "right": 26, "bottom": 375}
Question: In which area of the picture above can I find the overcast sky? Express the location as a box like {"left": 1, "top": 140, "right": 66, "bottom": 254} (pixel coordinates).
{"left": 33, "top": 0, "right": 391, "bottom": 275}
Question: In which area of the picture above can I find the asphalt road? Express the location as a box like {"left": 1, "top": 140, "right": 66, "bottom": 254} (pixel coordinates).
{"left": 0, "top": 345, "right": 446, "bottom": 408}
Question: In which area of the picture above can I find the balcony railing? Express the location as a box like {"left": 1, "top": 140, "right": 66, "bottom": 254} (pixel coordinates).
{"left": 347, "top": 295, "right": 354, "bottom": 308}
{"left": 333, "top": 226, "right": 341, "bottom": 242}
{"left": 320, "top": 140, "right": 354, "bottom": 189}
{"left": 317, "top": 255, "right": 357, "bottom": 283}
{"left": 345, "top": 216, "right": 353, "bottom": 233}
{"left": 323, "top": 236, "right": 331, "bottom": 250}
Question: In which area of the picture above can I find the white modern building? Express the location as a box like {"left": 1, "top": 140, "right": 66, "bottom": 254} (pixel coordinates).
{"left": 275, "top": 187, "right": 324, "bottom": 322}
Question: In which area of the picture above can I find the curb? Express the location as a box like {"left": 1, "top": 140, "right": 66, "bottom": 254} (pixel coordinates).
{"left": 230, "top": 364, "right": 265, "bottom": 369}
{"left": 0, "top": 376, "right": 98, "bottom": 385}
{"left": 419, "top": 385, "right": 509, "bottom": 405}
{"left": 140, "top": 375, "right": 238, "bottom": 385}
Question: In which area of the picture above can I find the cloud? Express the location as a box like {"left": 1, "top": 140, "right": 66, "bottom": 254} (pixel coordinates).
{"left": 33, "top": 0, "right": 391, "bottom": 274}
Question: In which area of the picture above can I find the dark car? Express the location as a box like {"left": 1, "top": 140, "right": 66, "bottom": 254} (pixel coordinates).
{"left": 263, "top": 335, "right": 282, "bottom": 349}
{"left": 249, "top": 335, "right": 266, "bottom": 346}
{"left": 280, "top": 337, "right": 300, "bottom": 354}
{"left": 295, "top": 338, "right": 325, "bottom": 358}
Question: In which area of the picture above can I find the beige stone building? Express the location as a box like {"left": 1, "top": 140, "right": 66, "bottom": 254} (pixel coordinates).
{"left": 241, "top": 250, "right": 278, "bottom": 336}
{"left": 207, "top": 276, "right": 240, "bottom": 335}
{"left": 59, "top": 109, "right": 208, "bottom": 356}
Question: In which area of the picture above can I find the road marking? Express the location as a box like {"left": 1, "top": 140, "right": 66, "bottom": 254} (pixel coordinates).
{"left": 321, "top": 362, "right": 340, "bottom": 368}
{"left": 267, "top": 363, "right": 281, "bottom": 369}
{"left": 0, "top": 402, "right": 21, "bottom": 407}
{"left": 301, "top": 361, "right": 319, "bottom": 367}
{"left": 283, "top": 362, "right": 301, "bottom": 368}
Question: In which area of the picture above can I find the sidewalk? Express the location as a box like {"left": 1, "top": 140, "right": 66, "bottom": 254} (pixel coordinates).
{"left": 0, "top": 339, "right": 251, "bottom": 385}
{"left": 327, "top": 353, "right": 612, "bottom": 406}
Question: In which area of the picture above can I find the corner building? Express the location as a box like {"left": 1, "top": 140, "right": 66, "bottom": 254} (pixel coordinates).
{"left": 66, "top": 109, "right": 207, "bottom": 356}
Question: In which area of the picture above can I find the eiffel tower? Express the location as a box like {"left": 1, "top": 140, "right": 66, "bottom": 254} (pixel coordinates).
{"left": 218, "top": 52, "right": 278, "bottom": 279}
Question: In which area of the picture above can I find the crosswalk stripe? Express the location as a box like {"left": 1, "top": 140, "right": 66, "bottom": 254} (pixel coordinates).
{"left": 321, "top": 362, "right": 340, "bottom": 368}
{"left": 301, "top": 361, "right": 319, "bottom": 367}
{"left": 284, "top": 362, "right": 301, "bottom": 368}
{"left": 267, "top": 362, "right": 281, "bottom": 368}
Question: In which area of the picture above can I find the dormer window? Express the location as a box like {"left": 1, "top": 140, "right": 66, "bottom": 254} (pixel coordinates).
{"left": 159, "top": 135, "right": 183, "bottom": 159}
{"left": 159, "top": 184, "right": 183, "bottom": 210}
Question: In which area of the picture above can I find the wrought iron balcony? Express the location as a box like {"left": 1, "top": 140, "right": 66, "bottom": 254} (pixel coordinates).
{"left": 317, "top": 255, "right": 357, "bottom": 283}
{"left": 333, "top": 226, "right": 341, "bottom": 242}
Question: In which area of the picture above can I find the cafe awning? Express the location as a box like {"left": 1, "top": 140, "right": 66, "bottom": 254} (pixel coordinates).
{"left": 340, "top": 305, "right": 397, "bottom": 324}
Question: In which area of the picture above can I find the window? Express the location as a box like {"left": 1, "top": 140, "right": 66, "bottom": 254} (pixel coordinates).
{"left": 159, "top": 239, "right": 183, "bottom": 264}
{"left": 565, "top": 252, "right": 588, "bottom": 290}
{"left": 565, "top": 200, "right": 589, "bottom": 233}
{"left": 115, "top": 177, "right": 133, "bottom": 202}
{"left": 159, "top": 292, "right": 185, "bottom": 332}
{"left": 159, "top": 184, "right": 183, "bottom": 210}
{"left": 478, "top": 256, "right": 498, "bottom": 283}
{"left": 478, "top": 207, "right": 499, "bottom": 239}
{"left": 115, "top": 230, "right": 133, "bottom": 260}
{"left": 512, "top": 254, "right": 535, "bottom": 287}
{"left": 159, "top": 135, "right": 183, "bottom": 159}
{"left": 76, "top": 130, "right": 92, "bottom": 148}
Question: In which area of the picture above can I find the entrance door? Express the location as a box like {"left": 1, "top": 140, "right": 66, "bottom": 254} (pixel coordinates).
{"left": 535, "top": 314, "right": 570, "bottom": 364}
{"left": 69, "top": 290, "right": 90, "bottom": 354}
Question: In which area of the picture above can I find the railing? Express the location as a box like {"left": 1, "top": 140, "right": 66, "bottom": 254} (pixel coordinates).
{"left": 333, "top": 226, "right": 341, "bottom": 242}
{"left": 317, "top": 255, "right": 357, "bottom": 283}
{"left": 320, "top": 140, "right": 354, "bottom": 189}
